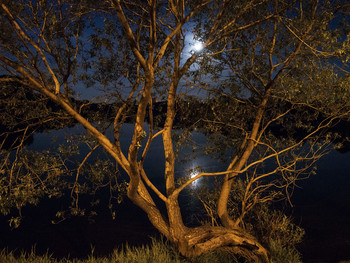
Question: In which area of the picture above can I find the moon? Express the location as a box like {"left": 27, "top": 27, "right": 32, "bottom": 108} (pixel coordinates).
{"left": 193, "top": 41, "right": 203, "bottom": 52}
{"left": 188, "top": 166, "right": 202, "bottom": 187}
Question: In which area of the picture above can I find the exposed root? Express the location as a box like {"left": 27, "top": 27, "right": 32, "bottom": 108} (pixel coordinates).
{"left": 178, "top": 225, "right": 270, "bottom": 262}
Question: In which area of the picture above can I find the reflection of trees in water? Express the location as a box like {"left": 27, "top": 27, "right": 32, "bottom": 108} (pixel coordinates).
{"left": 0, "top": 76, "right": 69, "bottom": 151}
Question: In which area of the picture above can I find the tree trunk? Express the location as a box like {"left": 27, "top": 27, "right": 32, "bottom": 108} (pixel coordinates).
{"left": 135, "top": 200, "right": 270, "bottom": 261}
{"left": 218, "top": 89, "right": 273, "bottom": 229}
{"left": 124, "top": 167, "right": 270, "bottom": 262}
{"left": 176, "top": 225, "right": 270, "bottom": 262}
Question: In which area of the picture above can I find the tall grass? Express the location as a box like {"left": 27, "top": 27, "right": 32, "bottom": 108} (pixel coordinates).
{"left": 0, "top": 248, "right": 57, "bottom": 263}
{"left": 1, "top": 236, "right": 311, "bottom": 262}
{"left": 0, "top": 238, "right": 244, "bottom": 263}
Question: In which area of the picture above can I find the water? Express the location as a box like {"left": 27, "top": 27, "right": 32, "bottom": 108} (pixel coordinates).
{"left": 291, "top": 149, "right": 350, "bottom": 262}
{"left": 1, "top": 124, "right": 350, "bottom": 261}
{"left": 27, "top": 123, "right": 225, "bottom": 186}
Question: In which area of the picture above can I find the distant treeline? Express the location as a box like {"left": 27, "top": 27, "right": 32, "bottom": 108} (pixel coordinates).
{"left": 1, "top": 76, "right": 350, "bottom": 152}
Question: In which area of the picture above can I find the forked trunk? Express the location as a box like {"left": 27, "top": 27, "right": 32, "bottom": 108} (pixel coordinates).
{"left": 125, "top": 177, "right": 270, "bottom": 262}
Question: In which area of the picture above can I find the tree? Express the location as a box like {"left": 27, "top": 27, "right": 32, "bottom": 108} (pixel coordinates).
{"left": 1, "top": 0, "right": 350, "bottom": 261}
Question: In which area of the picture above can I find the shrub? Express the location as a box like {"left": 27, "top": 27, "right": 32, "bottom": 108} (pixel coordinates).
{"left": 195, "top": 178, "right": 305, "bottom": 262}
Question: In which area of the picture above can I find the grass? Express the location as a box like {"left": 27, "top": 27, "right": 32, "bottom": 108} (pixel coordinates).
{"left": 0, "top": 238, "right": 244, "bottom": 263}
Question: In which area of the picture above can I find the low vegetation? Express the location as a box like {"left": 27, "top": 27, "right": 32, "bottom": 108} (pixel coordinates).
{"left": 0, "top": 239, "right": 240, "bottom": 263}
{"left": 0, "top": 235, "right": 303, "bottom": 263}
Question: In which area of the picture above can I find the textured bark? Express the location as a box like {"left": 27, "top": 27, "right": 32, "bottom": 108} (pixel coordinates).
{"left": 176, "top": 225, "right": 269, "bottom": 262}
{"left": 127, "top": 179, "right": 170, "bottom": 238}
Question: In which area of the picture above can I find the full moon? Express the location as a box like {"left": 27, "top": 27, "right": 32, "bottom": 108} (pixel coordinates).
{"left": 193, "top": 41, "right": 203, "bottom": 52}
